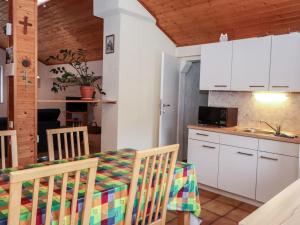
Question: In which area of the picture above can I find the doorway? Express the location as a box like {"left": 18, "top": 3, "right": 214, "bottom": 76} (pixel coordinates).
{"left": 178, "top": 60, "right": 208, "bottom": 161}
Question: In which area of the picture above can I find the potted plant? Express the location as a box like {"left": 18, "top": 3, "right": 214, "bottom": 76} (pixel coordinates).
{"left": 47, "top": 49, "right": 105, "bottom": 100}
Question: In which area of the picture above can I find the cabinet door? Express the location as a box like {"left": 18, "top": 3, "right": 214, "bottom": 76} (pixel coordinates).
{"left": 200, "top": 41, "right": 232, "bottom": 91}
{"left": 218, "top": 145, "right": 257, "bottom": 199}
{"left": 187, "top": 139, "right": 219, "bottom": 188}
{"left": 256, "top": 152, "right": 298, "bottom": 202}
{"left": 231, "top": 36, "right": 271, "bottom": 91}
{"left": 270, "top": 33, "right": 300, "bottom": 92}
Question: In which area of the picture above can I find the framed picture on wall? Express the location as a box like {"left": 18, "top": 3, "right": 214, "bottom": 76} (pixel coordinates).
{"left": 105, "top": 35, "right": 115, "bottom": 54}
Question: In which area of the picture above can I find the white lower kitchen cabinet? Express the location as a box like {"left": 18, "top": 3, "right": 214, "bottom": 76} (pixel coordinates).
{"left": 187, "top": 128, "right": 300, "bottom": 203}
{"left": 256, "top": 152, "right": 299, "bottom": 202}
{"left": 187, "top": 139, "right": 219, "bottom": 188}
{"left": 218, "top": 145, "right": 258, "bottom": 199}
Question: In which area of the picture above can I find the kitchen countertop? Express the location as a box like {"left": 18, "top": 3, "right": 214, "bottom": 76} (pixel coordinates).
{"left": 239, "top": 178, "right": 300, "bottom": 225}
{"left": 188, "top": 125, "right": 300, "bottom": 144}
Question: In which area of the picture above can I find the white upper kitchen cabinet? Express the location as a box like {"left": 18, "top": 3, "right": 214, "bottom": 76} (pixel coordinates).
{"left": 200, "top": 41, "right": 232, "bottom": 91}
{"left": 270, "top": 33, "right": 300, "bottom": 92}
{"left": 231, "top": 36, "right": 271, "bottom": 91}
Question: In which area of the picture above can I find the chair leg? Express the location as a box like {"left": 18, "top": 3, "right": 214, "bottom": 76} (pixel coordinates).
{"left": 178, "top": 211, "right": 190, "bottom": 225}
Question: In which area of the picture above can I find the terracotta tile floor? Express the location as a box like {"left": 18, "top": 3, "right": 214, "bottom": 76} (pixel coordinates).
{"left": 166, "top": 189, "right": 258, "bottom": 225}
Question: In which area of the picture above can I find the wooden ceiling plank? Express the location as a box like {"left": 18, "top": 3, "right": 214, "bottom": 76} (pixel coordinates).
{"left": 140, "top": 0, "right": 300, "bottom": 46}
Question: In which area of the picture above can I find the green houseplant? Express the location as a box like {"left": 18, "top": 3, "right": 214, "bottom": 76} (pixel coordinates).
{"left": 47, "top": 49, "right": 105, "bottom": 100}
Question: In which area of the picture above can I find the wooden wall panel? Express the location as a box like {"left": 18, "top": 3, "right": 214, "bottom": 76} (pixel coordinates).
{"left": 9, "top": 0, "right": 37, "bottom": 165}
{"left": 0, "top": 1, "right": 8, "bottom": 49}
{"left": 38, "top": 0, "right": 103, "bottom": 64}
{"left": 1, "top": 0, "right": 102, "bottom": 65}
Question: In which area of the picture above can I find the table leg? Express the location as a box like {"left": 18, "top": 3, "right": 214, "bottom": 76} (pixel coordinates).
{"left": 178, "top": 211, "right": 190, "bottom": 225}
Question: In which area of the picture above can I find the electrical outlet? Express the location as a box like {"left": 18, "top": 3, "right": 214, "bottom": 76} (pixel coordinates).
{"left": 8, "top": 121, "right": 13, "bottom": 129}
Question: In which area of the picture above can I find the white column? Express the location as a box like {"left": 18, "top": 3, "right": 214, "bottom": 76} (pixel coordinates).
{"left": 94, "top": 0, "right": 176, "bottom": 151}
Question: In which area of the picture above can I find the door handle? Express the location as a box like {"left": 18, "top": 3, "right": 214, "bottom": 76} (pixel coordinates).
{"left": 237, "top": 151, "right": 254, "bottom": 157}
{"left": 272, "top": 86, "right": 289, "bottom": 88}
{"left": 196, "top": 133, "right": 209, "bottom": 137}
{"left": 214, "top": 85, "right": 227, "bottom": 88}
{"left": 163, "top": 104, "right": 171, "bottom": 107}
{"left": 249, "top": 85, "right": 265, "bottom": 88}
{"left": 260, "top": 156, "right": 278, "bottom": 161}
{"left": 202, "top": 145, "right": 216, "bottom": 149}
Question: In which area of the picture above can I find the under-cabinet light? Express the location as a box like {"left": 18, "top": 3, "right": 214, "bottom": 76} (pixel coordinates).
{"left": 253, "top": 92, "right": 288, "bottom": 104}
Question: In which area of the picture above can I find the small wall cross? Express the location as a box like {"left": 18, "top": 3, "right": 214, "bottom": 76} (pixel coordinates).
{"left": 19, "top": 16, "right": 32, "bottom": 35}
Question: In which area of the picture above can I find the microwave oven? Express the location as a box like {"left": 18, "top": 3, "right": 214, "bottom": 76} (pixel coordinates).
{"left": 198, "top": 106, "right": 238, "bottom": 127}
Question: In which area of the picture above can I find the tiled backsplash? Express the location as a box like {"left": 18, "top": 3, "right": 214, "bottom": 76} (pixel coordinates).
{"left": 208, "top": 91, "right": 300, "bottom": 132}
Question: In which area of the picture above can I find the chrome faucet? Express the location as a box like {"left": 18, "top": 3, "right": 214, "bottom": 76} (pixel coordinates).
{"left": 259, "top": 120, "right": 281, "bottom": 136}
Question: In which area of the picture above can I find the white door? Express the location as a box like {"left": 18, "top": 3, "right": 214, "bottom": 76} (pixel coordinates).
{"left": 200, "top": 41, "right": 233, "bottom": 91}
{"left": 159, "top": 53, "right": 179, "bottom": 146}
{"left": 231, "top": 36, "right": 271, "bottom": 91}
{"left": 270, "top": 33, "right": 300, "bottom": 92}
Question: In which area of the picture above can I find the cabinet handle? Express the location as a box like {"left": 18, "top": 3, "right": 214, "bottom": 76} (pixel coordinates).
{"left": 237, "top": 151, "right": 254, "bottom": 157}
{"left": 202, "top": 145, "right": 216, "bottom": 149}
{"left": 214, "top": 85, "right": 227, "bottom": 88}
{"left": 196, "top": 133, "right": 209, "bottom": 137}
{"left": 272, "top": 86, "right": 289, "bottom": 88}
{"left": 249, "top": 85, "right": 265, "bottom": 88}
{"left": 260, "top": 156, "right": 278, "bottom": 161}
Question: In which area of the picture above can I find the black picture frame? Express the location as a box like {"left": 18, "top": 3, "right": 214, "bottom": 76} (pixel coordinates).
{"left": 105, "top": 35, "right": 115, "bottom": 54}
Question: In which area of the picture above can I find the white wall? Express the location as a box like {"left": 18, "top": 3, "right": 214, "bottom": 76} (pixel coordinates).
{"left": 38, "top": 60, "right": 103, "bottom": 126}
{"left": 176, "top": 45, "right": 202, "bottom": 58}
{"left": 101, "top": 14, "right": 121, "bottom": 150}
{"left": 0, "top": 49, "right": 7, "bottom": 117}
{"left": 117, "top": 13, "right": 176, "bottom": 149}
{"left": 95, "top": 0, "right": 176, "bottom": 151}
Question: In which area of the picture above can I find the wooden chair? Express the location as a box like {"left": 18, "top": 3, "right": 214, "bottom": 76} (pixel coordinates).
{"left": 125, "top": 144, "right": 179, "bottom": 225}
{"left": 8, "top": 158, "right": 98, "bottom": 225}
{"left": 47, "top": 126, "right": 90, "bottom": 161}
{"left": 0, "top": 130, "right": 18, "bottom": 168}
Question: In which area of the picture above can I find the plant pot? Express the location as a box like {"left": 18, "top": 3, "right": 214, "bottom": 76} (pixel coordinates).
{"left": 80, "top": 86, "right": 95, "bottom": 100}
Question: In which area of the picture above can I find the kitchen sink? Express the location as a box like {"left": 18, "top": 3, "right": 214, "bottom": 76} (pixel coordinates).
{"left": 235, "top": 128, "right": 275, "bottom": 135}
{"left": 234, "top": 128, "right": 298, "bottom": 139}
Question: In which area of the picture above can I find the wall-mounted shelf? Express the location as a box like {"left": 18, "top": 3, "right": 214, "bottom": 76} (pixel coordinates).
{"left": 37, "top": 99, "right": 117, "bottom": 104}
{"left": 50, "top": 75, "right": 103, "bottom": 80}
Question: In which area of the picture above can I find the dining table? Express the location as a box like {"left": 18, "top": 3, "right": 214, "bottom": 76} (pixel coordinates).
{"left": 0, "top": 149, "right": 201, "bottom": 225}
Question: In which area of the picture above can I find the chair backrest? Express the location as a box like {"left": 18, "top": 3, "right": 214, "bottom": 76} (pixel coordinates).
{"left": 8, "top": 158, "right": 98, "bottom": 225}
{"left": 0, "top": 130, "right": 18, "bottom": 169}
{"left": 47, "top": 126, "right": 90, "bottom": 161}
{"left": 125, "top": 144, "right": 179, "bottom": 225}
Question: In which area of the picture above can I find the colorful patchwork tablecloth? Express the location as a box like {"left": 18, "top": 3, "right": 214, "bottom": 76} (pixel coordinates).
{"left": 0, "top": 150, "right": 201, "bottom": 225}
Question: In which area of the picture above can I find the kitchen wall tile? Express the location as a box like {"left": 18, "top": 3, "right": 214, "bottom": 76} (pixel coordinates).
{"left": 208, "top": 91, "right": 300, "bottom": 132}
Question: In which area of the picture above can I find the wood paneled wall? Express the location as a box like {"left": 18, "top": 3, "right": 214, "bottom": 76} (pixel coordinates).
{"left": 0, "top": 1, "right": 8, "bottom": 49}
{"left": 9, "top": 0, "right": 37, "bottom": 165}
{"left": 38, "top": 0, "right": 103, "bottom": 65}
